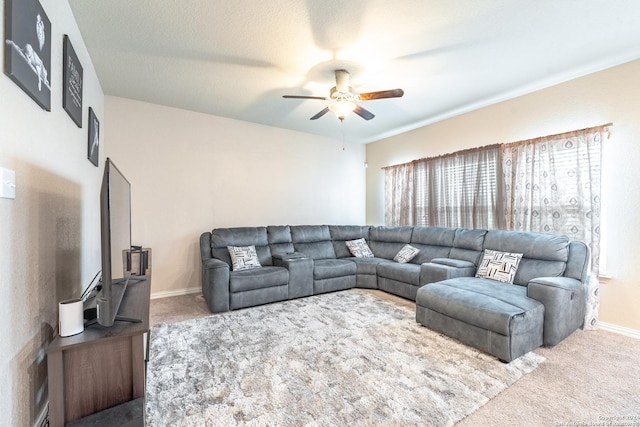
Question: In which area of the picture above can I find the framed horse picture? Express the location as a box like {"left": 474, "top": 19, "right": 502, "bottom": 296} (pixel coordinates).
{"left": 4, "top": 0, "right": 52, "bottom": 110}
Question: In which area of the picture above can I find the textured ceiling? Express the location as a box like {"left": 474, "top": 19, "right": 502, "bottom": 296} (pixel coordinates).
{"left": 68, "top": 0, "right": 640, "bottom": 143}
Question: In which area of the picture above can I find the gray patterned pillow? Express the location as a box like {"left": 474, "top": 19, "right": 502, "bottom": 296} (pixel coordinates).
{"left": 345, "top": 238, "right": 374, "bottom": 258}
{"left": 475, "top": 249, "right": 523, "bottom": 284}
{"left": 393, "top": 244, "right": 420, "bottom": 263}
{"left": 227, "top": 245, "right": 262, "bottom": 271}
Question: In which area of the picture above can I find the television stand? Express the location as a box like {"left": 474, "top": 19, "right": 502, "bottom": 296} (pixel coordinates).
{"left": 47, "top": 276, "right": 150, "bottom": 427}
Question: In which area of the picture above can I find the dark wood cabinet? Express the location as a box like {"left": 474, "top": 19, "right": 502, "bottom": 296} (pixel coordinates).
{"left": 47, "top": 277, "right": 150, "bottom": 427}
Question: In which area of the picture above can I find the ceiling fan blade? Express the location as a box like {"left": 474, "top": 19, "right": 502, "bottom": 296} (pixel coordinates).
{"left": 283, "top": 95, "right": 328, "bottom": 100}
{"left": 353, "top": 105, "right": 375, "bottom": 120}
{"left": 358, "top": 89, "right": 404, "bottom": 101}
{"left": 310, "top": 107, "right": 330, "bottom": 120}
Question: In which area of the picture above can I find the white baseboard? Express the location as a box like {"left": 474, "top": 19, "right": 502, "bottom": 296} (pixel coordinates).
{"left": 597, "top": 321, "right": 640, "bottom": 339}
{"left": 150, "top": 286, "right": 201, "bottom": 300}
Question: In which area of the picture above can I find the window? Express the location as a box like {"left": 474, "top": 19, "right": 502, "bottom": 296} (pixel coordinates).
{"left": 414, "top": 146, "right": 500, "bottom": 229}
{"left": 383, "top": 124, "right": 608, "bottom": 274}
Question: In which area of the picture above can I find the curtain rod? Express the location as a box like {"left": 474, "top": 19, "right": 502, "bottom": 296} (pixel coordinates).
{"left": 381, "top": 144, "right": 501, "bottom": 170}
{"left": 502, "top": 123, "right": 613, "bottom": 148}
{"left": 381, "top": 123, "right": 613, "bottom": 170}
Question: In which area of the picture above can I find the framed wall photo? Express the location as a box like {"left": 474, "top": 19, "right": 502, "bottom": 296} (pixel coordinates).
{"left": 4, "top": 0, "right": 52, "bottom": 110}
{"left": 63, "top": 35, "right": 83, "bottom": 127}
{"left": 87, "top": 108, "right": 100, "bottom": 167}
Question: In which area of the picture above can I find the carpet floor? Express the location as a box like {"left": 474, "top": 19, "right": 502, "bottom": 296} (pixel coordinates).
{"left": 146, "top": 289, "right": 543, "bottom": 426}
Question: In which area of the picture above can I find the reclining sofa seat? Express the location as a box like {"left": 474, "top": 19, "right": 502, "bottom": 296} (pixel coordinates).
{"left": 328, "top": 225, "right": 378, "bottom": 288}
{"left": 290, "top": 225, "right": 357, "bottom": 294}
{"left": 415, "top": 229, "right": 589, "bottom": 362}
{"left": 200, "top": 226, "right": 291, "bottom": 313}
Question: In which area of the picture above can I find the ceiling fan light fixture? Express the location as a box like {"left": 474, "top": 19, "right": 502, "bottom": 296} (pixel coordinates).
{"left": 283, "top": 68, "right": 403, "bottom": 121}
{"left": 329, "top": 100, "right": 356, "bottom": 121}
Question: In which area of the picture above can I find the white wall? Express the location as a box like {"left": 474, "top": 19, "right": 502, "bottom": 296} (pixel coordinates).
{"left": 366, "top": 59, "right": 640, "bottom": 332}
{"left": 105, "top": 96, "right": 366, "bottom": 296}
{"left": 0, "top": 1, "right": 104, "bottom": 425}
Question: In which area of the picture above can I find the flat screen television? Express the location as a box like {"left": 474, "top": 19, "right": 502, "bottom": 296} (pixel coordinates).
{"left": 96, "top": 158, "right": 133, "bottom": 327}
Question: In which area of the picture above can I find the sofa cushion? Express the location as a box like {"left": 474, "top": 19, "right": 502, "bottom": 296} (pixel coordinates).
{"left": 228, "top": 245, "right": 262, "bottom": 271}
{"left": 229, "top": 266, "right": 289, "bottom": 293}
{"left": 346, "top": 238, "right": 374, "bottom": 258}
{"left": 484, "top": 230, "right": 569, "bottom": 261}
{"left": 377, "top": 262, "right": 421, "bottom": 286}
{"left": 267, "top": 225, "right": 294, "bottom": 256}
{"left": 294, "top": 241, "right": 336, "bottom": 260}
{"left": 369, "top": 226, "right": 413, "bottom": 259}
{"left": 211, "top": 227, "right": 273, "bottom": 266}
{"left": 329, "top": 225, "right": 371, "bottom": 258}
{"left": 483, "top": 230, "right": 569, "bottom": 286}
{"left": 267, "top": 225, "right": 292, "bottom": 244}
{"left": 393, "top": 244, "right": 420, "bottom": 263}
{"left": 416, "top": 277, "right": 543, "bottom": 336}
{"left": 212, "top": 226, "right": 268, "bottom": 245}
{"left": 349, "top": 257, "right": 389, "bottom": 275}
{"left": 291, "top": 225, "right": 337, "bottom": 260}
{"left": 452, "top": 228, "right": 487, "bottom": 251}
{"left": 313, "top": 259, "right": 357, "bottom": 280}
{"left": 449, "top": 228, "right": 487, "bottom": 265}
{"left": 290, "top": 225, "right": 331, "bottom": 242}
{"left": 408, "top": 227, "right": 454, "bottom": 264}
{"left": 475, "top": 249, "right": 523, "bottom": 284}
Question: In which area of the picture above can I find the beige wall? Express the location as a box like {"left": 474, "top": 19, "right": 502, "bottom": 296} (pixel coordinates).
{"left": 0, "top": 1, "right": 104, "bottom": 425}
{"left": 366, "top": 59, "right": 640, "bottom": 332}
{"left": 104, "top": 96, "right": 366, "bottom": 297}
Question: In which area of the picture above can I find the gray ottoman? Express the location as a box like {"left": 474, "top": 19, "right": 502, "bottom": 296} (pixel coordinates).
{"left": 416, "top": 277, "right": 544, "bottom": 362}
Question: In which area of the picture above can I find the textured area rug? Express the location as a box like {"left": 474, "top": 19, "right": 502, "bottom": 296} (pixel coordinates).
{"left": 146, "top": 290, "right": 544, "bottom": 427}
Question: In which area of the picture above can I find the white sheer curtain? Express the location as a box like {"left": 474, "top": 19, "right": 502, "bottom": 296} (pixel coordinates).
{"left": 384, "top": 162, "right": 414, "bottom": 226}
{"left": 500, "top": 126, "right": 606, "bottom": 330}
{"left": 500, "top": 127, "right": 604, "bottom": 275}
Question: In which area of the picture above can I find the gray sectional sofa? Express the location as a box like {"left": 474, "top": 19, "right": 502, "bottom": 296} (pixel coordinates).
{"left": 200, "top": 224, "right": 590, "bottom": 362}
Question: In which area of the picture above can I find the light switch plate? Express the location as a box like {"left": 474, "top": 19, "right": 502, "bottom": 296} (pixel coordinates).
{"left": 0, "top": 167, "right": 16, "bottom": 199}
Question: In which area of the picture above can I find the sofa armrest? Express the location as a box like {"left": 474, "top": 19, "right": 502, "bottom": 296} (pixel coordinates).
{"left": 200, "top": 232, "right": 213, "bottom": 261}
{"left": 527, "top": 277, "right": 586, "bottom": 346}
{"left": 202, "top": 258, "right": 230, "bottom": 313}
{"left": 420, "top": 258, "right": 476, "bottom": 285}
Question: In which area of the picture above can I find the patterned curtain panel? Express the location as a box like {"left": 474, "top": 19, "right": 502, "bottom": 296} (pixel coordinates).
{"left": 500, "top": 126, "right": 606, "bottom": 330}
{"left": 384, "top": 162, "right": 414, "bottom": 226}
{"left": 500, "top": 128, "right": 604, "bottom": 275}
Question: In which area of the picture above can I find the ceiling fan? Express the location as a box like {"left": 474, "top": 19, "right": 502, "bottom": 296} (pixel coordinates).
{"left": 283, "top": 69, "right": 404, "bottom": 121}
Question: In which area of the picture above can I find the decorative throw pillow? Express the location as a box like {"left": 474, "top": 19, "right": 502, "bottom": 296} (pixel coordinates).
{"left": 475, "top": 249, "right": 523, "bottom": 284}
{"left": 345, "top": 238, "right": 374, "bottom": 258}
{"left": 227, "top": 245, "right": 262, "bottom": 271}
{"left": 393, "top": 244, "right": 420, "bottom": 263}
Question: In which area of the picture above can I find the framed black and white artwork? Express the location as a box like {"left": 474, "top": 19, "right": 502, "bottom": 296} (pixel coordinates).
{"left": 87, "top": 107, "right": 99, "bottom": 167}
{"left": 3, "top": 0, "right": 52, "bottom": 110}
{"left": 62, "top": 35, "right": 83, "bottom": 127}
